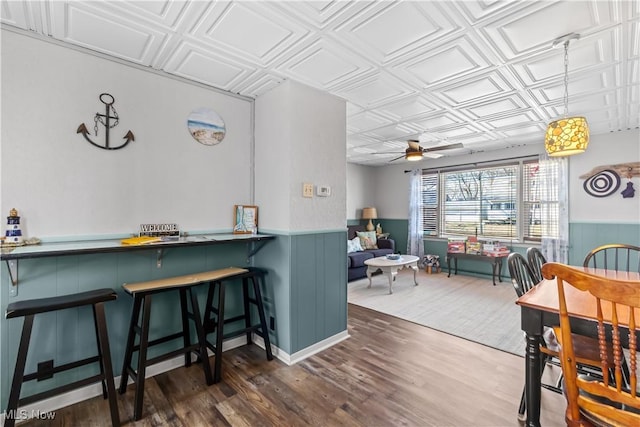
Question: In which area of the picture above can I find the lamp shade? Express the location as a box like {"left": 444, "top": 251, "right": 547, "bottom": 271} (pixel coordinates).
{"left": 361, "top": 207, "right": 377, "bottom": 220}
{"left": 544, "top": 116, "right": 589, "bottom": 157}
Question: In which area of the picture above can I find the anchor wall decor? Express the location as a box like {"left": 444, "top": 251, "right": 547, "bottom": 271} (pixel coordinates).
{"left": 77, "top": 93, "right": 135, "bottom": 150}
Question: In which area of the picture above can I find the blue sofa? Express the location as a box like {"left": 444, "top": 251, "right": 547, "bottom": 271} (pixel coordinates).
{"left": 347, "top": 225, "right": 396, "bottom": 281}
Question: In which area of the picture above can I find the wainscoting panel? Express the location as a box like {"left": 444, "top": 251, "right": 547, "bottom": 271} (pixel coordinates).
{"left": 569, "top": 222, "right": 640, "bottom": 265}
{"left": 290, "top": 231, "right": 347, "bottom": 354}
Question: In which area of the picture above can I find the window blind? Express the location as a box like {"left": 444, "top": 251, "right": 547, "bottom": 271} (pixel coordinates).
{"left": 420, "top": 158, "right": 547, "bottom": 242}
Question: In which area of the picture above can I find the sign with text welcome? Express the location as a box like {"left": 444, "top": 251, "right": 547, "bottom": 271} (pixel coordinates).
{"left": 139, "top": 223, "right": 179, "bottom": 237}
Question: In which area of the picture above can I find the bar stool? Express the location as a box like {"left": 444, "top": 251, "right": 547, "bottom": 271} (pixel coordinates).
{"left": 118, "top": 267, "right": 247, "bottom": 420}
{"left": 203, "top": 266, "right": 274, "bottom": 383}
{"left": 4, "top": 288, "right": 119, "bottom": 427}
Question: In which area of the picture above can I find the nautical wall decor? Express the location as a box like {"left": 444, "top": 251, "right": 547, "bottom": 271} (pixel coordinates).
{"left": 4, "top": 208, "right": 23, "bottom": 245}
{"left": 77, "top": 93, "right": 135, "bottom": 150}
{"left": 187, "top": 108, "right": 226, "bottom": 145}
{"left": 580, "top": 161, "right": 639, "bottom": 198}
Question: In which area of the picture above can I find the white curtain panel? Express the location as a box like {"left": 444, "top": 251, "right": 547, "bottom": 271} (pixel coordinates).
{"left": 539, "top": 154, "right": 569, "bottom": 263}
{"left": 407, "top": 169, "right": 425, "bottom": 263}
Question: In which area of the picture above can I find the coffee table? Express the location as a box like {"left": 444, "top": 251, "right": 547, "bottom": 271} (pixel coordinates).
{"left": 364, "top": 255, "right": 420, "bottom": 294}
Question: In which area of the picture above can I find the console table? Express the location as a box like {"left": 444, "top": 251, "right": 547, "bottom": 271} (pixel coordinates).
{"left": 445, "top": 252, "right": 507, "bottom": 286}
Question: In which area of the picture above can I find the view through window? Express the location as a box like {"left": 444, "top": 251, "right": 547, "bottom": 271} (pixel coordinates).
{"left": 421, "top": 158, "right": 544, "bottom": 242}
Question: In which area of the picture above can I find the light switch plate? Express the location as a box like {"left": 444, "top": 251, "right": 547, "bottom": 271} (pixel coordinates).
{"left": 303, "top": 183, "right": 313, "bottom": 198}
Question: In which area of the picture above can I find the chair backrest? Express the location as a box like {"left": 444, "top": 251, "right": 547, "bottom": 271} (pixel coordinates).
{"left": 541, "top": 262, "right": 640, "bottom": 426}
{"left": 583, "top": 243, "right": 640, "bottom": 272}
{"left": 526, "top": 247, "right": 546, "bottom": 283}
{"left": 507, "top": 253, "right": 537, "bottom": 297}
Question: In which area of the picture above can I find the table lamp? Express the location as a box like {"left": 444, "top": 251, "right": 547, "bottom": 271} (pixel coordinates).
{"left": 361, "top": 207, "right": 377, "bottom": 232}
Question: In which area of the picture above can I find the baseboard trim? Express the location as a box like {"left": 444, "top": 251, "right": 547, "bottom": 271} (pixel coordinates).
{"left": 289, "top": 330, "right": 351, "bottom": 365}
{"left": 1, "top": 331, "right": 349, "bottom": 423}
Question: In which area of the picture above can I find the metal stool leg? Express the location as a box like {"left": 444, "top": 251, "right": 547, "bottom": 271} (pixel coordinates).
{"left": 213, "top": 281, "right": 226, "bottom": 383}
{"left": 5, "top": 315, "right": 35, "bottom": 427}
{"left": 250, "top": 274, "right": 273, "bottom": 360}
{"left": 119, "top": 294, "right": 142, "bottom": 394}
{"left": 242, "top": 279, "right": 252, "bottom": 344}
{"left": 94, "top": 302, "right": 120, "bottom": 427}
{"left": 188, "top": 287, "right": 213, "bottom": 385}
{"left": 133, "top": 295, "right": 152, "bottom": 421}
{"left": 179, "top": 289, "right": 192, "bottom": 368}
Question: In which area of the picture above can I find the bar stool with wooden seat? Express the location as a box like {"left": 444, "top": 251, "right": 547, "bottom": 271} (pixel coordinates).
{"left": 118, "top": 267, "right": 248, "bottom": 420}
{"left": 202, "top": 266, "right": 274, "bottom": 383}
{"left": 4, "top": 288, "right": 119, "bottom": 427}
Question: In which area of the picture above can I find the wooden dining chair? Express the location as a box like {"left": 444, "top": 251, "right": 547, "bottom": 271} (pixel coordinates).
{"left": 541, "top": 262, "right": 640, "bottom": 427}
{"left": 582, "top": 243, "right": 640, "bottom": 273}
{"left": 527, "top": 247, "right": 547, "bottom": 283}
{"left": 508, "top": 253, "right": 538, "bottom": 297}
{"left": 508, "top": 253, "right": 623, "bottom": 421}
{"left": 509, "top": 253, "right": 564, "bottom": 418}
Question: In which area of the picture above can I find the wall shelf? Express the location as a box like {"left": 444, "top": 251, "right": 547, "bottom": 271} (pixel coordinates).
{"left": 2, "top": 233, "right": 275, "bottom": 294}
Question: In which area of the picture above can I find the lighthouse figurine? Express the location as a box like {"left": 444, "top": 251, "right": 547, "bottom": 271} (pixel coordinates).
{"left": 5, "top": 208, "right": 23, "bottom": 245}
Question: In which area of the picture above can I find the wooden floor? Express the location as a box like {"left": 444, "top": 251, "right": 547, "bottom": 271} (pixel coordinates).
{"left": 19, "top": 304, "right": 567, "bottom": 426}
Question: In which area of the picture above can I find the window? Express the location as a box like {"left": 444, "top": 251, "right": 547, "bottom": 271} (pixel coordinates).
{"left": 421, "top": 158, "right": 547, "bottom": 242}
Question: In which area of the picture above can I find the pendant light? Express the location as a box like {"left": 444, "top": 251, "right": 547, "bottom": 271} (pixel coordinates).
{"left": 544, "top": 33, "right": 589, "bottom": 157}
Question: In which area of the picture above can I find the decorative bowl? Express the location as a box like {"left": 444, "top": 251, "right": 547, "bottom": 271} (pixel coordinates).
{"left": 386, "top": 254, "right": 401, "bottom": 260}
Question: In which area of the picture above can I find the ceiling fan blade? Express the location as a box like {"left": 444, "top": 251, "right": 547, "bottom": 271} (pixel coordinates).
{"left": 388, "top": 154, "right": 406, "bottom": 162}
{"left": 373, "top": 151, "right": 404, "bottom": 155}
{"left": 423, "top": 143, "right": 464, "bottom": 152}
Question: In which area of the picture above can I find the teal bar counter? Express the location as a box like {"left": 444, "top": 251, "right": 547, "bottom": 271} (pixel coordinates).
{"left": 0, "top": 234, "right": 275, "bottom": 411}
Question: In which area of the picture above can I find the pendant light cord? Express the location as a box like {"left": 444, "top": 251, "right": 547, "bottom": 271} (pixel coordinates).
{"left": 563, "top": 40, "right": 570, "bottom": 117}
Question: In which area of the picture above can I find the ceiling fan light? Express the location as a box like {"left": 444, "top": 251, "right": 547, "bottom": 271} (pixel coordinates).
{"left": 544, "top": 116, "right": 589, "bottom": 156}
{"left": 406, "top": 151, "right": 423, "bottom": 161}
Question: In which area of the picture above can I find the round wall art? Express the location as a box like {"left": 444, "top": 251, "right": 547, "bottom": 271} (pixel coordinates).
{"left": 583, "top": 169, "right": 621, "bottom": 197}
{"left": 187, "top": 107, "right": 226, "bottom": 146}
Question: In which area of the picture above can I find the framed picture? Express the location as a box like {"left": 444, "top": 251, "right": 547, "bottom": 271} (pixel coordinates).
{"left": 233, "top": 205, "right": 258, "bottom": 234}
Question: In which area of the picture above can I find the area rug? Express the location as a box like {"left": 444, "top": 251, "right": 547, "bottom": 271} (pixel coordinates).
{"left": 347, "top": 269, "right": 524, "bottom": 356}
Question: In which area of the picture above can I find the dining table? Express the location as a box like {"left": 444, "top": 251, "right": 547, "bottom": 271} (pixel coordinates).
{"left": 516, "top": 266, "right": 640, "bottom": 427}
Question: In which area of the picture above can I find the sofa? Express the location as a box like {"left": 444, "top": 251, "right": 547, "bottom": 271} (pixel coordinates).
{"left": 347, "top": 225, "right": 396, "bottom": 281}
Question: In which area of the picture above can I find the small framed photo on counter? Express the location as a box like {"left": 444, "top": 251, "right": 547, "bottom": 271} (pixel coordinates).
{"left": 233, "top": 205, "right": 258, "bottom": 234}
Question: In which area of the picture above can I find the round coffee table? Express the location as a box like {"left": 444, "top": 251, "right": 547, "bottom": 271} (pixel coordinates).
{"left": 364, "top": 255, "right": 420, "bottom": 294}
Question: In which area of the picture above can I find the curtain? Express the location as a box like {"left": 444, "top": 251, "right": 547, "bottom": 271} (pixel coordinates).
{"left": 539, "top": 154, "right": 569, "bottom": 263}
{"left": 407, "top": 168, "right": 425, "bottom": 264}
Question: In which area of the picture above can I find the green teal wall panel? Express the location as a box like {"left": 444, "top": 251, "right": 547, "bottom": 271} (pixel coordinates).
{"left": 569, "top": 223, "right": 640, "bottom": 265}
{"left": 290, "top": 231, "right": 347, "bottom": 353}
{"left": 254, "top": 234, "right": 291, "bottom": 353}
{"left": 379, "top": 219, "right": 408, "bottom": 254}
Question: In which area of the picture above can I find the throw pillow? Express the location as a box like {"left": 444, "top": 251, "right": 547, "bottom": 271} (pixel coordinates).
{"left": 347, "top": 236, "right": 363, "bottom": 253}
{"left": 356, "top": 231, "right": 378, "bottom": 250}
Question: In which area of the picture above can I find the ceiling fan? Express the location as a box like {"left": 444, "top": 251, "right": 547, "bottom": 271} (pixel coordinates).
{"left": 378, "top": 140, "right": 464, "bottom": 162}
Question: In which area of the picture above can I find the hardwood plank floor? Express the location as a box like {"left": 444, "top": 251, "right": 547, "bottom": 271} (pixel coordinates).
{"left": 18, "top": 304, "right": 566, "bottom": 426}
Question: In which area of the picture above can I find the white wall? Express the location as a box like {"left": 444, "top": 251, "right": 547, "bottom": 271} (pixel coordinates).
{"left": 1, "top": 30, "right": 253, "bottom": 239}
{"left": 254, "top": 81, "right": 292, "bottom": 232}
{"left": 569, "top": 130, "right": 640, "bottom": 223}
{"left": 361, "top": 130, "right": 640, "bottom": 223}
{"left": 346, "top": 163, "right": 376, "bottom": 220}
{"left": 255, "top": 80, "right": 346, "bottom": 232}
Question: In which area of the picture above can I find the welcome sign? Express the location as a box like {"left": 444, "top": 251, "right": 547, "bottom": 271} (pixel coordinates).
{"left": 139, "top": 223, "right": 180, "bottom": 238}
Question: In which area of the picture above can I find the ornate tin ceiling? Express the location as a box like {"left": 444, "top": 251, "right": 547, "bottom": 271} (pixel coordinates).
{"left": 2, "top": 1, "right": 638, "bottom": 165}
